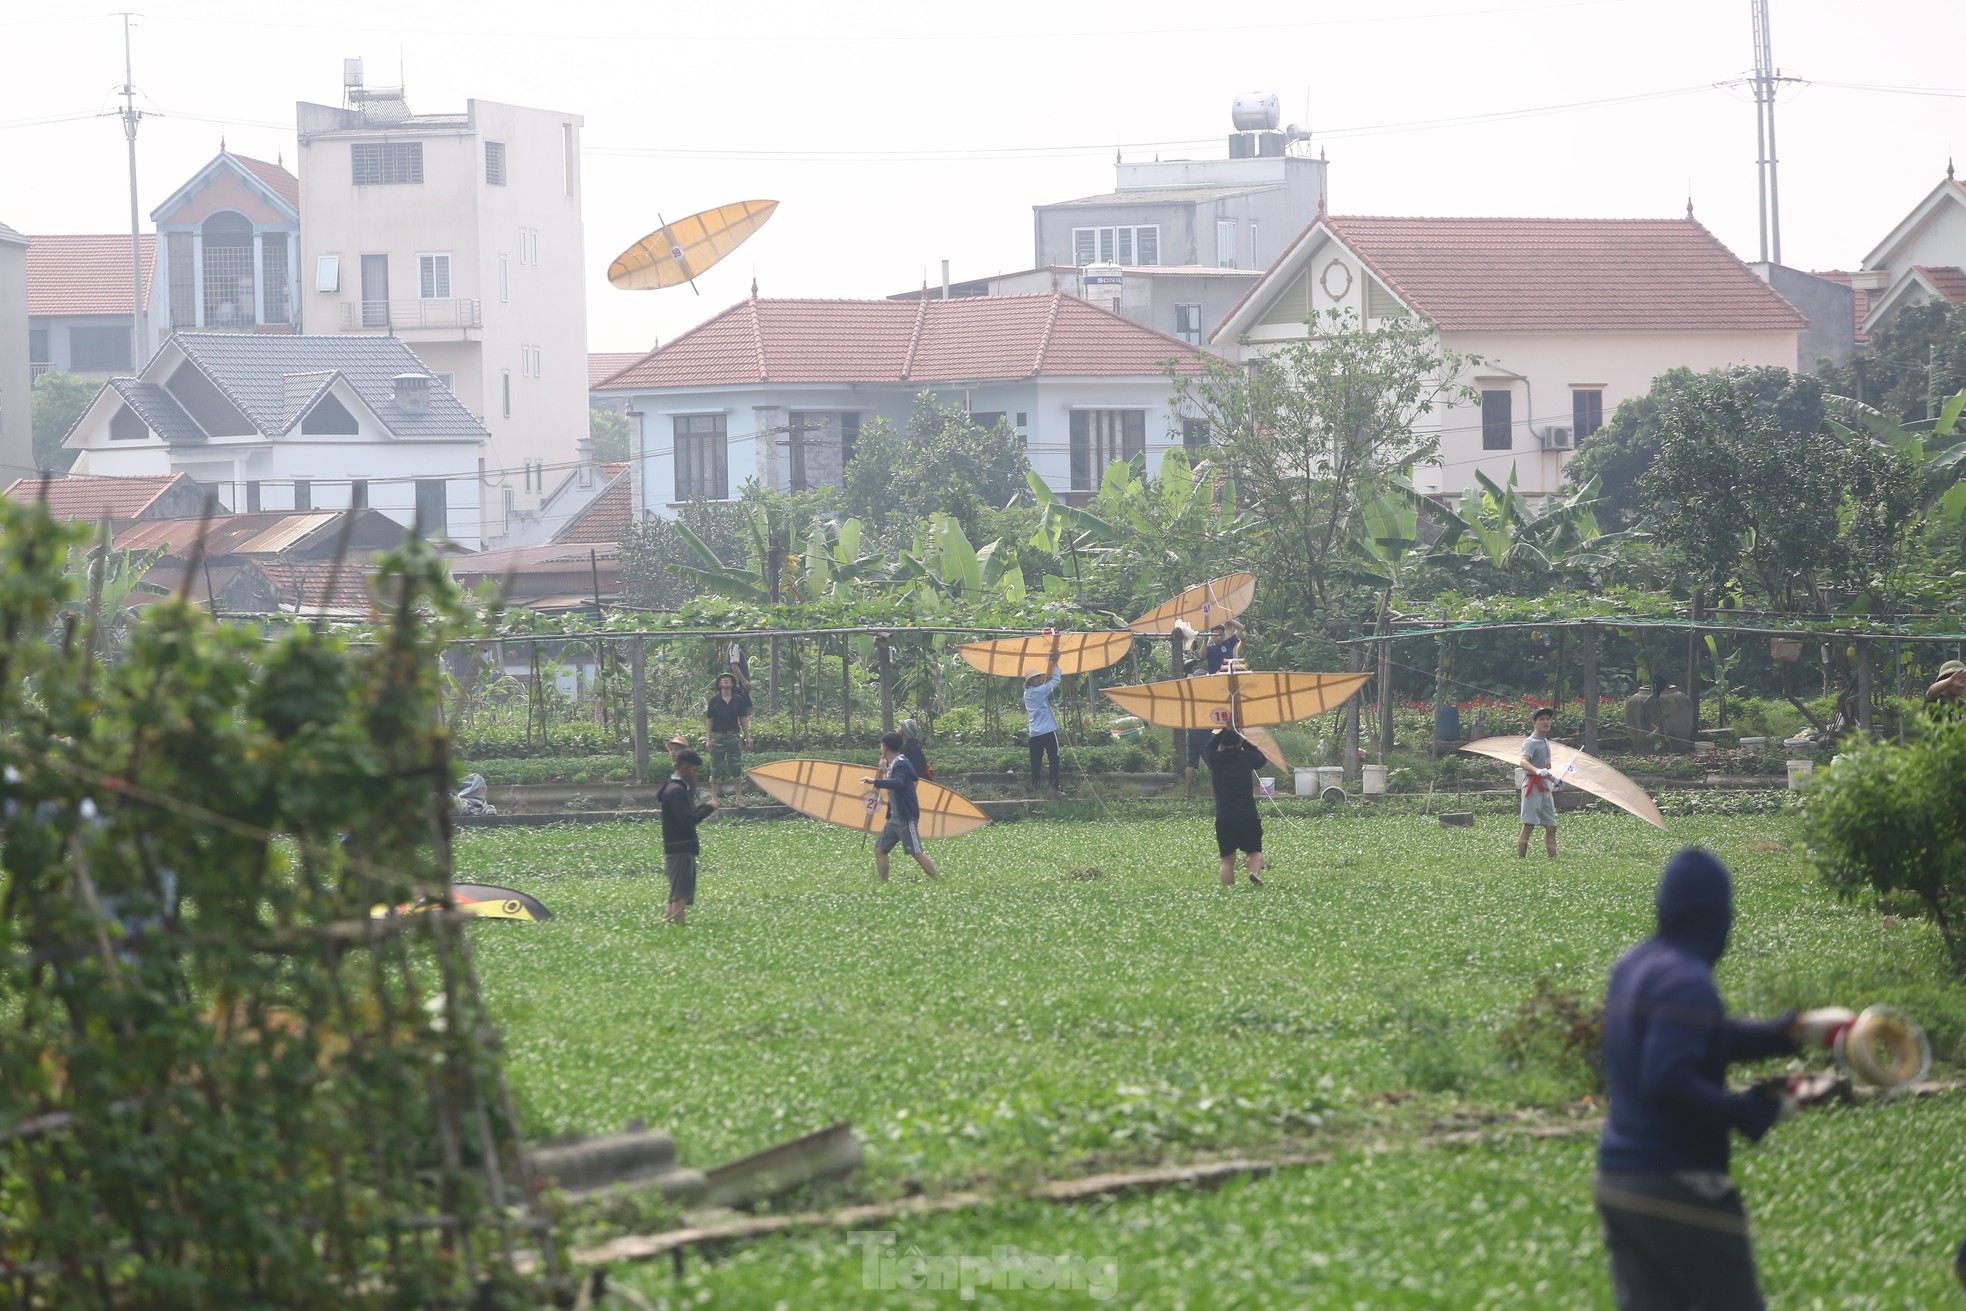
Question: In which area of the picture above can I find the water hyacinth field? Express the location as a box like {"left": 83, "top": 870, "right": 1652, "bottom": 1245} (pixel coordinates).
{"left": 459, "top": 811, "right": 1966, "bottom": 1307}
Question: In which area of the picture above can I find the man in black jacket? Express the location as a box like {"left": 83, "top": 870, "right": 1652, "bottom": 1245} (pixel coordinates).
{"left": 658, "top": 749, "right": 718, "bottom": 925}
{"left": 1596, "top": 848, "right": 1852, "bottom": 1308}
{"left": 1204, "top": 728, "right": 1267, "bottom": 887}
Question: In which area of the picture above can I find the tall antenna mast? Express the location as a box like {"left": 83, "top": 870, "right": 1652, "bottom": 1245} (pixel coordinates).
{"left": 1750, "top": 0, "right": 1784, "bottom": 265}
{"left": 116, "top": 13, "right": 147, "bottom": 370}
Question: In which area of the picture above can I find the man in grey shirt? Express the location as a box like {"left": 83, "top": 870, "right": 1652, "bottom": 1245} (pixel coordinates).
{"left": 1518, "top": 706, "right": 1558, "bottom": 859}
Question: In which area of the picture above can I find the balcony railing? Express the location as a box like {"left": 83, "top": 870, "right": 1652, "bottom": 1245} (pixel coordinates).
{"left": 341, "top": 298, "right": 482, "bottom": 331}
{"left": 30, "top": 362, "right": 50, "bottom": 380}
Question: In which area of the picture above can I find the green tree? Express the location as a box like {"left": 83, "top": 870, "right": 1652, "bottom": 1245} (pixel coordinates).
{"left": 589, "top": 406, "right": 631, "bottom": 463}
{"left": 31, "top": 371, "right": 96, "bottom": 473}
{"left": 1819, "top": 300, "right": 1966, "bottom": 423}
{"left": 1169, "top": 307, "right": 1475, "bottom": 624}
{"left": 618, "top": 498, "right": 747, "bottom": 609}
{"left": 1641, "top": 367, "right": 1917, "bottom": 609}
{"left": 1563, "top": 366, "right": 1699, "bottom": 529}
{"left": 840, "top": 393, "right": 1030, "bottom": 538}
{"left": 1802, "top": 721, "right": 1966, "bottom": 969}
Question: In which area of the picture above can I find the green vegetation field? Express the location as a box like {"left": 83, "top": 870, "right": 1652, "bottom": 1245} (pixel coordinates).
{"left": 459, "top": 810, "right": 1966, "bottom": 1307}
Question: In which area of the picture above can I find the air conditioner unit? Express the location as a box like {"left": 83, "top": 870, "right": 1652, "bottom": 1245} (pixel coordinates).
{"left": 1538, "top": 424, "right": 1574, "bottom": 451}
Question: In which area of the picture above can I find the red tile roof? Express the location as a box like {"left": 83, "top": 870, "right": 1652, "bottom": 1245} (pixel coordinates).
{"left": 588, "top": 352, "right": 646, "bottom": 389}
{"left": 255, "top": 559, "right": 380, "bottom": 613}
{"left": 25, "top": 233, "right": 156, "bottom": 316}
{"left": 553, "top": 469, "right": 631, "bottom": 545}
{"left": 4, "top": 472, "right": 197, "bottom": 520}
{"left": 1227, "top": 215, "right": 1807, "bottom": 335}
{"left": 1914, "top": 265, "right": 1966, "bottom": 303}
{"left": 598, "top": 292, "right": 1210, "bottom": 391}
{"left": 230, "top": 153, "right": 300, "bottom": 210}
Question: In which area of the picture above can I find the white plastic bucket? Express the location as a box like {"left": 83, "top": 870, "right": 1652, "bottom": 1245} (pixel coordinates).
{"left": 1314, "top": 766, "right": 1344, "bottom": 794}
{"left": 1786, "top": 759, "right": 1814, "bottom": 789}
{"left": 1259, "top": 776, "right": 1276, "bottom": 799}
{"left": 1294, "top": 767, "right": 1318, "bottom": 796}
{"left": 1361, "top": 763, "right": 1388, "bottom": 794}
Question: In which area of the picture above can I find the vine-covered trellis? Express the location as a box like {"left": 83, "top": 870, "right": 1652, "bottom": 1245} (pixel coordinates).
{"left": 0, "top": 502, "right": 562, "bottom": 1309}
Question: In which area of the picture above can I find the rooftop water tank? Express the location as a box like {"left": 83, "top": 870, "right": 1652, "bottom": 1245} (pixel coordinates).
{"left": 1231, "top": 94, "right": 1280, "bottom": 132}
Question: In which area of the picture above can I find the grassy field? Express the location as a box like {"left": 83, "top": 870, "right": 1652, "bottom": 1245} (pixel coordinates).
{"left": 457, "top": 808, "right": 1966, "bottom": 1303}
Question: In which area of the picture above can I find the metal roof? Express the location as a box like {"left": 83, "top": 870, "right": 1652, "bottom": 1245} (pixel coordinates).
{"left": 1041, "top": 184, "right": 1277, "bottom": 207}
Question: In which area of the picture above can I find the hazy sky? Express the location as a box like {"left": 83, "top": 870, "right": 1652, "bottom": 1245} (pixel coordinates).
{"left": 3, "top": 0, "right": 1962, "bottom": 353}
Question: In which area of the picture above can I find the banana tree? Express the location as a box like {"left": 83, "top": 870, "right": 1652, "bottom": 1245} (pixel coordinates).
{"left": 669, "top": 501, "right": 884, "bottom": 604}
{"left": 1826, "top": 387, "right": 1966, "bottom": 522}
{"left": 1430, "top": 467, "right": 1612, "bottom": 571}
{"left": 1026, "top": 448, "right": 1258, "bottom": 614}
{"left": 1354, "top": 485, "right": 1423, "bottom": 761}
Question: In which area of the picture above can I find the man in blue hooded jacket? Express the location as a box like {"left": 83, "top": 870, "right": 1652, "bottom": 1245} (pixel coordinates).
{"left": 1595, "top": 848, "right": 1852, "bottom": 1309}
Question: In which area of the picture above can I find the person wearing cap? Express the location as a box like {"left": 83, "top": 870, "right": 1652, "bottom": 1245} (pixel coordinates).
{"left": 1596, "top": 848, "right": 1855, "bottom": 1309}
{"left": 1518, "top": 706, "right": 1560, "bottom": 859}
{"left": 897, "top": 719, "right": 930, "bottom": 779}
{"left": 704, "top": 673, "right": 752, "bottom": 809}
{"left": 1203, "top": 617, "right": 1244, "bottom": 674}
{"left": 1203, "top": 727, "right": 1267, "bottom": 886}
{"left": 666, "top": 735, "right": 696, "bottom": 798}
{"left": 1926, "top": 659, "right": 1966, "bottom": 723}
{"left": 1023, "top": 636, "right": 1064, "bottom": 796}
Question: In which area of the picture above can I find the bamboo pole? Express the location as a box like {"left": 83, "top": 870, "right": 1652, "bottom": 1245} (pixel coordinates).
{"left": 631, "top": 636, "right": 649, "bottom": 785}
{"left": 1581, "top": 622, "right": 1599, "bottom": 755}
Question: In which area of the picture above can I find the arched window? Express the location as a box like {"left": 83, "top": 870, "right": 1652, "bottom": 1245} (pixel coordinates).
{"left": 200, "top": 212, "right": 256, "bottom": 327}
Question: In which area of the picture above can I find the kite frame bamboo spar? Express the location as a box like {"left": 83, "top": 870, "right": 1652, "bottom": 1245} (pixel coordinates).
{"left": 607, "top": 200, "right": 780, "bottom": 293}
{"left": 1127, "top": 573, "right": 1257, "bottom": 636}
{"left": 746, "top": 759, "right": 990, "bottom": 839}
{"left": 1101, "top": 669, "right": 1369, "bottom": 730}
{"left": 1459, "top": 736, "right": 1668, "bottom": 830}
{"left": 957, "top": 631, "right": 1133, "bottom": 678}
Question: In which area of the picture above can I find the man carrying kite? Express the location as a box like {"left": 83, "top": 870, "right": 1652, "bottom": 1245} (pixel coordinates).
{"left": 865, "top": 731, "right": 941, "bottom": 883}
{"left": 1023, "top": 636, "right": 1064, "bottom": 796}
{"left": 1203, "top": 617, "right": 1244, "bottom": 673}
{"left": 1205, "top": 728, "right": 1267, "bottom": 887}
{"left": 1518, "top": 706, "right": 1559, "bottom": 859}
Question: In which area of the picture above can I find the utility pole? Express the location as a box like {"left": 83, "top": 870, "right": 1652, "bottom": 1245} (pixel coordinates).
{"left": 115, "top": 14, "right": 147, "bottom": 372}
{"left": 1747, "top": 0, "right": 1798, "bottom": 267}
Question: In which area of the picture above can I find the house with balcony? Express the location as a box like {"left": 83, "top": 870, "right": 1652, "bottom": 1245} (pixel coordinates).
{"left": 1211, "top": 208, "right": 1806, "bottom": 499}
{"left": 595, "top": 289, "right": 1211, "bottom": 516}
{"left": 295, "top": 65, "right": 589, "bottom": 546}
{"left": 61, "top": 333, "right": 488, "bottom": 547}
{"left": 150, "top": 149, "right": 301, "bottom": 342}
{"left": 0, "top": 221, "right": 28, "bottom": 483}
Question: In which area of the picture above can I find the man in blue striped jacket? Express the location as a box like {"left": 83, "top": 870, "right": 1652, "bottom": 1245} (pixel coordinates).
{"left": 865, "top": 731, "right": 941, "bottom": 883}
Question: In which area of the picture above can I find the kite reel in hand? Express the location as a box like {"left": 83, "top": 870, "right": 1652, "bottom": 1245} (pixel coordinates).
{"left": 1833, "top": 1005, "right": 1931, "bottom": 1090}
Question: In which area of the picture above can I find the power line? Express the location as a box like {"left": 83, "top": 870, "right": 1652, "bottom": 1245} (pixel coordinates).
{"left": 132, "top": 0, "right": 1638, "bottom": 46}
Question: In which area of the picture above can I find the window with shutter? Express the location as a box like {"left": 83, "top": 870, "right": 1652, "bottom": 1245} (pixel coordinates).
{"left": 1572, "top": 389, "right": 1604, "bottom": 438}
{"left": 1117, "top": 228, "right": 1134, "bottom": 264}
{"left": 673, "top": 414, "right": 729, "bottom": 501}
{"left": 1135, "top": 226, "right": 1158, "bottom": 265}
{"left": 1481, "top": 390, "right": 1513, "bottom": 450}
{"left": 352, "top": 142, "right": 422, "bottom": 185}
{"left": 485, "top": 141, "right": 507, "bottom": 186}
{"left": 418, "top": 253, "right": 451, "bottom": 299}
{"left": 1073, "top": 229, "right": 1097, "bottom": 265}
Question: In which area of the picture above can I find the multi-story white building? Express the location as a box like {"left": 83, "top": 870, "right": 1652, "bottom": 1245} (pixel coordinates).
{"left": 295, "top": 65, "right": 588, "bottom": 545}
{"left": 0, "top": 222, "right": 29, "bottom": 483}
